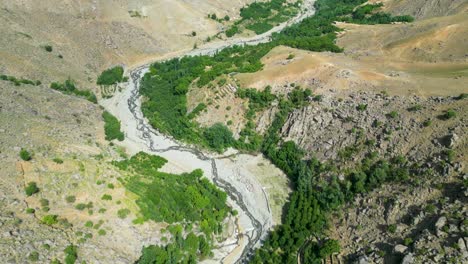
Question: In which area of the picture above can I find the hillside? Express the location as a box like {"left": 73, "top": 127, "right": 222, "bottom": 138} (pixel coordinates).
{"left": 0, "top": 0, "right": 467, "bottom": 263}
{"left": 0, "top": 0, "right": 253, "bottom": 87}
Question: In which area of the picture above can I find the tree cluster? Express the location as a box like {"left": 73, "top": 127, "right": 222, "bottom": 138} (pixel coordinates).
{"left": 50, "top": 79, "right": 97, "bottom": 103}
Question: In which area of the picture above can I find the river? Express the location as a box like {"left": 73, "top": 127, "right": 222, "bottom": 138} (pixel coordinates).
{"left": 101, "top": 1, "right": 316, "bottom": 263}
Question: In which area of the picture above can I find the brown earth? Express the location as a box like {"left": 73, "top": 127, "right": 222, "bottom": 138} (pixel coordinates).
{"left": 0, "top": 0, "right": 254, "bottom": 88}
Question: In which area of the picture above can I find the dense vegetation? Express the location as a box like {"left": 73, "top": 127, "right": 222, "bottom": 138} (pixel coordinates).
{"left": 50, "top": 79, "right": 97, "bottom": 103}
{"left": 102, "top": 111, "right": 124, "bottom": 141}
{"left": 226, "top": 0, "right": 300, "bottom": 36}
{"left": 0, "top": 74, "right": 41, "bottom": 86}
{"left": 203, "top": 123, "right": 234, "bottom": 152}
{"left": 339, "top": 3, "right": 414, "bottom": 24}
{"left": 237, "top": 87, "right": 418, "bottom": 262}
{"left": 140, "top": 0, "right": 411, "bottom": 152}
{"left": 136, "top": 0, "right": 415, "bottom": 262}
{"left": 114, "top": 152, "right": 230, "bottom": 226}
{"left": 114, "top": 152, "right": 232, "bottom": 263}
{"left": 140, "top": 43, "right": 273, "bottom": 151}
{"left": 138, "top": 227, "right": 212, "bottom": 263}
{"left": 97, "top": 66, "right": 125, "bottom": 86}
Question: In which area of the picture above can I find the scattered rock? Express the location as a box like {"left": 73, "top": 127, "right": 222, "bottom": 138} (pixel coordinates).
{"left": 435, "top": 216, "right": 447, "bottom": 230}
{"left": 394, "top": 244, "right": 408, "bottom": 254}
{"left": 401, "top": 253, "right": 414, "bottom": 264}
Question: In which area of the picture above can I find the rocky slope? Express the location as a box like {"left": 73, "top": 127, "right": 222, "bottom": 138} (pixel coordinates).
{"left": 0, "top": 0, "right": 254, "bottom": 88}
{"left": 0, "top": 80, "right": 167, "bottom": 263}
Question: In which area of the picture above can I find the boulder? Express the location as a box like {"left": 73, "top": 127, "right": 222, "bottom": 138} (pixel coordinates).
{"left": 394, "top": 244, "right": 408, "bottom": 253}
{"left": 435, "top": 216, "right": 447, "bottom": 230}
{"left": 401, "top": 253, "right": 414, "bottom": 264}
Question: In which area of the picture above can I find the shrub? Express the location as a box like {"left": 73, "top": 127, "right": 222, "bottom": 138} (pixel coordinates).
{"left": 26, "top": 208, "right": 35, "bottom": 214}
{"left": 74, "top": 203, "right": 85, "bottom": 210}
{"left": 64, "top": 244, "right": 78, "bottom": 264}
{"left": 387, "top": 224, "right": 397, "bottom": 233}
{"left": 443, "top": 109, "right": 456, "bottom": 120}
{"left": 425, "top": 204, "right": 437, "bottom": 214}
{"left": 423, "top": 120, "right": 432, "bottom": 127}
{"left": 84, "top": 221, "right": 93, "bottom": 228}
{"left": 50, "top": 79, "right": 97, "bottom": 103}
{"left": 66, "top": 195, "right": 76, "bottom": 203}
{"left": 225, "top": 25, "right": 239, "bottom": 37}
{"left": 101, "top": 194, "right": 112, "bottom": 201}
{"left": 97, "top": 66, "right": 124, "bottom": 85}
{"left": 25, "top": 182, "right": 39, "bottom": 196}
{"left": 98, "top": 229, "right": 107, "bottom": 236}
{"left": 191, "top": 31, "right": 197, "bottom": 36}
{"left": 53, "top": 158, "right": 64, "bottom": 164}
{"left": 41, "top": 215, "right": 58, "bottom": 225}
{"left": 403, "top": 237, "right": 413, "bottom": 246}
{"left": 313, "top": 95, "right": 323, "bottom": 102}
{"left": 44, "top": 45, "right": 53, "bottom": 52}
{"left": 457, "top": 93, "right": 467, "bottom": 100}
{"left": 444, "top": 149, "right": 455, "bottom": 162}
{"left": 387, "top": 111, "right": 398, "bottom": 118}
{"left": 28, "top": 251, "right": 39, "bottom": 261}
{"left": 117, "top": 208, "right": 131, "bottom": 219}
{"left": 407, "top": 104, "right": 422, "bottom": 112}
{"left": 20, "top": 149, "right": 32, "bottom": 161}
{"left": 319, "top": 239, "right": 340, "bottom": 258}
{"left": 356, "top": 104, "right": 367, "bottom": 111}
{"left": 40, "top": 198, "right": 49, "bottom": 207}
{"left": 107, "top": 183, "right": 115, "bottom": 189}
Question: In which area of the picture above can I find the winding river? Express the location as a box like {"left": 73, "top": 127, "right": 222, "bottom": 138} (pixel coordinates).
{"left": 102, "top": 1, "right": 316, "bottom": 263}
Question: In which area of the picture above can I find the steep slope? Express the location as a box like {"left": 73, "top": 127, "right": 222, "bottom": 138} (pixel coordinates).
{"left": 0, "top": 0, "right": 253, "bottom": 87}
{"left": 371, "top": 0, "right": 468, "bottom": 20}
{"left": 0, "top": 80, "right": 166, "bottom": 263}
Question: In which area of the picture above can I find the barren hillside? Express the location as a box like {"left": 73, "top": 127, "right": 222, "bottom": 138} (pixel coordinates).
{"left": 0, "top": 0, "right": 253, "bottom": 87}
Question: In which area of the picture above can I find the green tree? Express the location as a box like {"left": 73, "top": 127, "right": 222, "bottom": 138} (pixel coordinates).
{"left": 20, "top": 149, "right": 32, "bottom": 161}
{"left": 102, "top": 111, "right": 124, "bottom": 141}
{"left": 25, "top": 182, "right": 39, "bottom": 196}
{"left": 64, "top": 244, "right": 78, "bottom": 264}
{"left": 319, "top": 239, "right": 340, "bottom": 258}
{"left": 203, "top": 123, "right": 234, "bottom": 152}
{"left": 97, "top": 66, "right": 124, "bottom": 85}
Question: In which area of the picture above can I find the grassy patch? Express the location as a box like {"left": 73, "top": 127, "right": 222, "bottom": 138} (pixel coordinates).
{"left": 102, "top": 111, "right": 124, "bottom": 141}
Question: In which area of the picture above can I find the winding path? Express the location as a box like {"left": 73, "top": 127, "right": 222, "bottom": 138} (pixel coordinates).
{"left": 104, "top": 1, "right": 316, "bottom": 263}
